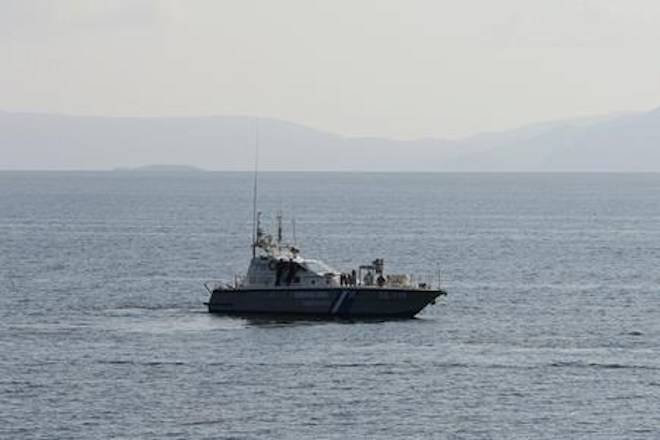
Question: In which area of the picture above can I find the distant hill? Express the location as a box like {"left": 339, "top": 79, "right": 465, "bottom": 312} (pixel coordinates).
{"left": 444, "top": 108, "right": 660, "bottom": 172}
{"left": 1, "top": 108, "right": 659, "bottom": 171}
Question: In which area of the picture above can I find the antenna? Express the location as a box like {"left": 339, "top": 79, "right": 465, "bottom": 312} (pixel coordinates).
{"left": 291, "top": 217, "right": 297, "bottom": 245}
{"left": 251, "top": 119, "right": 260, "bottom": 257}
{"left": 276, "top": 211, "right": 283, "bottom": 244}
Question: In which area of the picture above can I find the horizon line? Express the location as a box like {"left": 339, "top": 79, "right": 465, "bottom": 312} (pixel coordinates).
{"left": 2, "top": 169, "right": 660, "bottom": 174}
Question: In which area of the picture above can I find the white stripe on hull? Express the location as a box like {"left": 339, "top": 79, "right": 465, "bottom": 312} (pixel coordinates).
{"left": 331, "top": 290, "right": 349, "bottom": 314}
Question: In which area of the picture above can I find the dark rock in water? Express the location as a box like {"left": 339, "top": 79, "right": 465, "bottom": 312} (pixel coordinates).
{"left": 114, "top": 164, "right": 205, "bottom": 173}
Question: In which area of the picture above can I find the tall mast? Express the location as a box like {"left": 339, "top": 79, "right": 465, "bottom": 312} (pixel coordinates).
{"left": 251, "top": 119, "right": 260, "bottom": 257}
{"left": 276, "top": 211, "right": 283, "bottom": 244}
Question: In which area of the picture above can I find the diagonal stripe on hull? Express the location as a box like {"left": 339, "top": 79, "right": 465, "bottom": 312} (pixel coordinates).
{"left": 330, "top": 290, "right": 349, "bottom": 314}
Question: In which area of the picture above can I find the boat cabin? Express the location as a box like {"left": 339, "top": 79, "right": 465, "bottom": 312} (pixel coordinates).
{"left": 234, "top": 212, "right": 418, "bottom": 290}
{"left": 245, "top": 255, "right": 341, "bottom": 288}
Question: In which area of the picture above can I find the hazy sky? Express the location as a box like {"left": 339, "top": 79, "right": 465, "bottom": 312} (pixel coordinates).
{"left": 2, "top": 0, "right": 660, "bottom": 139}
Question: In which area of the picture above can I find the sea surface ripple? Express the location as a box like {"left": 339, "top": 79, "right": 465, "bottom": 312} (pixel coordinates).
{"left": 1, "top": 172, "right": 659, "bottom": 439}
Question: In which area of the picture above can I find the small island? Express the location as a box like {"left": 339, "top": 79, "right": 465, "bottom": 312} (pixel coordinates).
{"left": 113, "top": 165, "right": 206, "bottom": 173}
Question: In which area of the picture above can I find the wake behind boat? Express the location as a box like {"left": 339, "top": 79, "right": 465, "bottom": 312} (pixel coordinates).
{"left": 204, "top": 213, "right": 446, "bottom": 318}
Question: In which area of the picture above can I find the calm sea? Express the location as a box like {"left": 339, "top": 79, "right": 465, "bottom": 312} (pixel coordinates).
{"left": 1, "top": 172, "right": 659, "bottom": 439}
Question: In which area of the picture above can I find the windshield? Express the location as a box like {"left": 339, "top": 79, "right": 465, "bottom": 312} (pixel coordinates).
{"left": 303, "top": 260, "right": 336, "bottom": 274}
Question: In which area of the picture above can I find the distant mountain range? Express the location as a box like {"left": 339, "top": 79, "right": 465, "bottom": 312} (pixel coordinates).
{"left": 1, "top": 108, "right": 659, "bottom": 171}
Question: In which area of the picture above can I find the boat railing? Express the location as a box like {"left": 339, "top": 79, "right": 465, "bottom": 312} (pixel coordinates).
{"left": 203, "top": 279, "right": 236, "bottom": 293}
{"left": 409, "top": 272, "right": 443, "bottom": 290}
{"left": 206, "top": 273, "right": 442, "bottom": 291}
{"left": 345, "top": 272, "right": 441, "bottom": 290}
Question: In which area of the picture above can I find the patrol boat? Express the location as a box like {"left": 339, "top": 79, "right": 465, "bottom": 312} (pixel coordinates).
{"left": 204, "top": 213, "right": 446, "bottom": 318}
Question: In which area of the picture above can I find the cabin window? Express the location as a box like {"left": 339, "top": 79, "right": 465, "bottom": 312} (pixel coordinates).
{"left": 293, "top": 276, "right": 300, "bottom": 284}
{"left": 304, "top": 260, "right": 336, "bottom": 274}
{"left": 311, "top": 280, "right": 316, "bottom": 285}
